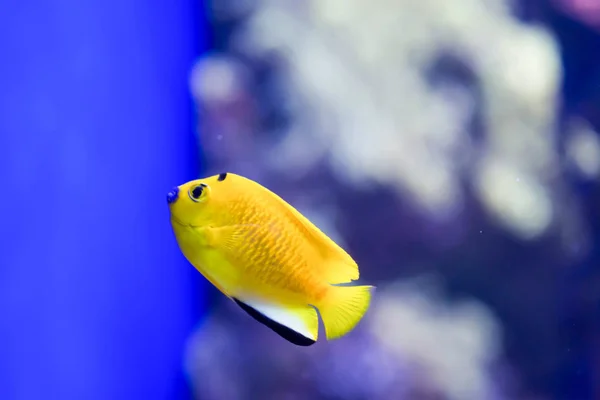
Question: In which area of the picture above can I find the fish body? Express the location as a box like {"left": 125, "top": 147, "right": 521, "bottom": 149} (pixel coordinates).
{"left": 167, "top": 172, "right": 373, "bottom": 345}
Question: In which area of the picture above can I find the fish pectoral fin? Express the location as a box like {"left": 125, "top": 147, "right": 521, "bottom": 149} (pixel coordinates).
{"left": 204, "top": 224, "right": 262, "bottom": 254}
{"left": 232, "top": 297, "right": 319, "bottom": 346}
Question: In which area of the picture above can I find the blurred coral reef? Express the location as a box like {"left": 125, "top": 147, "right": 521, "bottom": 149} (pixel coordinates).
{"left": 185, "top": 0, "right": 600, "bottom": 399}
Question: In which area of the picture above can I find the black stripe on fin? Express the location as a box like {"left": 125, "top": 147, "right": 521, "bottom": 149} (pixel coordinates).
{"left": 217, "top": 172, "right": 228, "bottom": 181}
{"left": 233, "top": 298, "right": 316, "bottom": 346}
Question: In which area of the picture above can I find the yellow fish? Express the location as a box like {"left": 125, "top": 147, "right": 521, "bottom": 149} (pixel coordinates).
{"left": 167, "top": 172, "right": 373, "bottom": 346}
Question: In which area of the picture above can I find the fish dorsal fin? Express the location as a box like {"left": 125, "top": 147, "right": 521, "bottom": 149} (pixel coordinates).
{"left": 232, "top": 297, "right": 319, "bottom": 346}
{"left": 266, "top": 189, "right": 360, "bottom": 284}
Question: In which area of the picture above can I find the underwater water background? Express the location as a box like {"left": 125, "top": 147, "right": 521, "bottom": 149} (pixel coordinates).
{"left": 1, "top": 1, "right": 600, "bottom": 399}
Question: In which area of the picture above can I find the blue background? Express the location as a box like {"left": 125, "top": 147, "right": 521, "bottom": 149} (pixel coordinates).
{"left": 0, "top": 1, "right": 206, "bottom": 399}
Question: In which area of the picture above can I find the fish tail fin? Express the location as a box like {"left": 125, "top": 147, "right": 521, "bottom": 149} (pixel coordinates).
{"left": 317, "top": 284, "right": 374, "bottom": 340}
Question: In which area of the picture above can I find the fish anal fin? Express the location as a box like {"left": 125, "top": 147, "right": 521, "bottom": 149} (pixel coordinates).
{"left": 232, "top": 297, "right": 319, "bottom": 346}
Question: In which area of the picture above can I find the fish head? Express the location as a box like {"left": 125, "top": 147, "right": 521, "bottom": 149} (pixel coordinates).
{"left": 167, "top": 172, "right": 235, "bottom": 228}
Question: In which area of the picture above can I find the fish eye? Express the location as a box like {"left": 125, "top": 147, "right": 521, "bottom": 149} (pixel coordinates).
{"left": 188, "top": 183, "right": 209, "bottom": 202}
